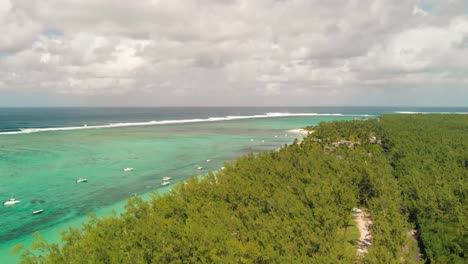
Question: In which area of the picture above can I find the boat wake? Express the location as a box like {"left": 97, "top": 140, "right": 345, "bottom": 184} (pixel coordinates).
{"left": 0, "top": 112, "right": 373, "bottom": 135}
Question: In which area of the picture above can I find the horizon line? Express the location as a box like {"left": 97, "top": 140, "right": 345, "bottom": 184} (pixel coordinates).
{"left": 1, "top": 105, "right": 468, "bottom": 108}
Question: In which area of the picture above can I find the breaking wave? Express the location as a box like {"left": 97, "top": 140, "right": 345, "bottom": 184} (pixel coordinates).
{"left": 0, "top": 112, "right": 374, "bottom": 135}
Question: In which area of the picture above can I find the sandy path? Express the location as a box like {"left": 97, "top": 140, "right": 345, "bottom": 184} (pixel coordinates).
{"left": 354, "top": 209, "right": 372, "bottom": 255}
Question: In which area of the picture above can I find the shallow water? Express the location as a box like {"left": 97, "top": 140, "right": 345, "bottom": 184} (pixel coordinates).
{"left": 2, "top": 107, "right": 466, "bottom": 263}
{"left": 0, "top": 115, "right": 363, "bottom": 263}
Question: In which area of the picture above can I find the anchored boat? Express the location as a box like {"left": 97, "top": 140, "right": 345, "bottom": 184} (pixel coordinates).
{"left": 32, "top": 209, "right": 44, "bottom": 215}
{"left": 161, "top": 181, "right": 170, "bottom": 186}
{"left": 3, "top": 198, "right": 20, "bottom": 206}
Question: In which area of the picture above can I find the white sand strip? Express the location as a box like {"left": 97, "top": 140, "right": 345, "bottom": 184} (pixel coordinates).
{"left": 287, "top": 128, "right": 313, "bottom": 134}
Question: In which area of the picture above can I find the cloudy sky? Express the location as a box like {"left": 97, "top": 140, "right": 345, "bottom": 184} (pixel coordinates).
{"left": 0, "top": 0, "right": 467, "bottom": 106}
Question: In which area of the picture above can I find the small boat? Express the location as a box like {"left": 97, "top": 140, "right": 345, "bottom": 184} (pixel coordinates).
{"left": 220, "top": 167, "right": 225, "bottom": 170}
{"left": 206, "top": 159, "right": 211, "bottom": 162}
{"left": 197, "top": 166, "right": 203, "bottom": 170}
{"left": 123, "top": 167, "right": 134, "bottom": 172}
{"left": 250, "top": 139, "right": 254, "bottom": 142}
{"left": 76, "top": 178, "right": 88, "bottom": 183}
{"left": 3, "top": 198, "right": 20, "bottom": 206}
{"left": 32, "top": 209, "right": 44, "bottom": 215}
{"left": 161, "top": 181, "right": 170, "bottom": 186}
{"left": 162, "top": 176, "right": 171, "bottom": 181}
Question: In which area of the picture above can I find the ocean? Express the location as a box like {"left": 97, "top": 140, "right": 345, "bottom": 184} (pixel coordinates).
{"left": 0, "top": 106, "right": 466, "bottom": 263}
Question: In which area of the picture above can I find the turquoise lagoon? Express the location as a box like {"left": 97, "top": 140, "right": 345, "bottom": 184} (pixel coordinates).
{"left": 0, "top": 115, "right": 363, "bottom": 263}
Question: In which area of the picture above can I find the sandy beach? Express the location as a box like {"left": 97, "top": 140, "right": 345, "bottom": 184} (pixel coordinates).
{"left": 288, "top": 128, "right": 313, "bottom": 135}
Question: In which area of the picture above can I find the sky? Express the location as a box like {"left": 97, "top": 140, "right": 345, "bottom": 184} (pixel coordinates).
{"left": 0, "top": 0, "right": 467, "bottom": 107}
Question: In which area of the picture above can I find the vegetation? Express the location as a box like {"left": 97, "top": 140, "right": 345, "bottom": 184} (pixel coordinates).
{"left": 381, "top": 115, "right": 467, "bottom": 263}
{"left": 15, "top": 115, "right": 467, "bottom": 263}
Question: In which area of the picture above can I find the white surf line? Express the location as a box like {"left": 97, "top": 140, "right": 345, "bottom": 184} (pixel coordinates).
{"left": 0, "top": 113, "right": 375, "bottom": 135}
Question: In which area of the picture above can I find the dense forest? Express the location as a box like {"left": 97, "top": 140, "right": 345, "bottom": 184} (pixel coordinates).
{"left": 381, "top": 115, "right": 467, "bottom": 263}
{"left": 15, "top": 115, "right": 467, "bottom": 263}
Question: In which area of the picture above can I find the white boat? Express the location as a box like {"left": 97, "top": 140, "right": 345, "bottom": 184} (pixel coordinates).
{"left": 3, "top": 198, "right": 20, "bottom": 206}
{"left": 197, "top": 166, "right": 203, "bottom": 170}
{"left": 220, "top": 167, "right": 225, "bottom": 170}
{"left": 206, "top": 159, "right": 211, "bottom": 162}
{"left": 32, "top": 209, "right": 44, "bottom": 215}
{"left": 161, "top": 181, "right": 170, "bottom": 186}
{"left": 162, "top": 176, "right": 171, "bottom": 181}
{"left": 76, "top": 178, "right": 88, "bottom": 183}
{"left": 123, "top": 167, "right": 134, "bottom": 172}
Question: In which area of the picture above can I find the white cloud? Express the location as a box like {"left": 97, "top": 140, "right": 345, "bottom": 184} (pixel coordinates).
{"left": 355, "top": 15, "right": 468, "bottom": 76}
{"left": 255, "top": 82, "right": 281, "bottom": 96}
{"left": 413, "top": 5, "right": 428, "bottom": 16}
{"left": 0, "top": 0, "right": 467, "bottom": 106}
{"left": 0, "top": 0, "right": 43, "bottom": 52}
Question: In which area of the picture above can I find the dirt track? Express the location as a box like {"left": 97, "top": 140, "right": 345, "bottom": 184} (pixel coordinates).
{"left": 354, "top": 209, "right": 372, "bottom": 255}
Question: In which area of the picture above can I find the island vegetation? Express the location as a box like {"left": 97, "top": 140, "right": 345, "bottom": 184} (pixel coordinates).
{"left": 15, "top": 115, "right": 467, "bottom": 263}
{"left": 381, "top": 115, "right": 467, "bottom": 263}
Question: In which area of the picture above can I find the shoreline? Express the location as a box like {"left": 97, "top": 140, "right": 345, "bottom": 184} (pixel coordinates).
{"left": 287, "top": 128, "right": 314, "bottom": 135}
{"left": 2, "top": 168, "right": 231, "bottom": 263}
{"left": 0, "top": 123, "right": 315, "bottom": 263}
{"left": 0, "top": 183, "right": 175, "bottom": 263}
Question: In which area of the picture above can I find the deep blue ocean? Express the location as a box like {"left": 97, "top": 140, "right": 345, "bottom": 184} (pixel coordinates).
{"left": 1, "top": 106, "right": 467, "bottom": 133}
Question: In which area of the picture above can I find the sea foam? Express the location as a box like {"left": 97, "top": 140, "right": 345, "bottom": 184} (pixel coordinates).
{"left": 0, "top": 112, "right": 373, "bottom": 135}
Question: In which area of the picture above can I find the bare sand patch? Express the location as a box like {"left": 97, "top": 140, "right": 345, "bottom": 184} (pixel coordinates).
{"left": 354, "top": 209, "right": 372, "bottom": 256}
{"left": 287, "top": 128, "right": 313, "bottom": 134}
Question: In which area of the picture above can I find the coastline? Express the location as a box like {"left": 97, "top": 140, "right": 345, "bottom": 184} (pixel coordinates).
{"left": 13, "top": 117, "right": 386, "bottom": 262}
{"left": 0, "top": 116, "right": 353, "bottom": 263}
{"left": 3, "top": 169, "right": 232, "bottom": 263}
{"left": 0, "top": 183, "right": 175, "bottom": 264}
{"left": 1, "top": 140, "right": 301, "bottom": 263}
{"left": 287, "top": 128, "right": 314, "bottom": 135}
